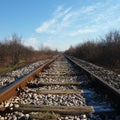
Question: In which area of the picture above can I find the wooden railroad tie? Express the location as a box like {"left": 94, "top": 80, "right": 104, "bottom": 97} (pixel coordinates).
{"left": 38, "top": 82, "right": 80, "bottom": 86}
{"left": 14, "top": 104, "right": 95, "bottom": 115}
{"left": 36, "top": 89, "right": 83, "bottom": 94}
{"left": 41, "top": 73, "right": 80, "bottom": 76}
{"left": 0, "top": 106, "right": 6, "bottom": 111}
{"left": 27, "top": 82, "right": 80, "bottom": 88}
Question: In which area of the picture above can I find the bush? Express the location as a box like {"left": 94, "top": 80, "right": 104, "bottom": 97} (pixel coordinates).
{"left": 65, "top": 30, "right": 120, "bottom": 67}
{"left": 0, "top": 33, "right": 58, "bottom": 67}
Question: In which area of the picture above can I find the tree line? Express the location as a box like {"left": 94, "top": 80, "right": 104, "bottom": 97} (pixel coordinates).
{"left": 65, "top": 30, "right": 120, "bottom": 67}
{"left": 0, "top": 33, "right": 58, "bottom": 67}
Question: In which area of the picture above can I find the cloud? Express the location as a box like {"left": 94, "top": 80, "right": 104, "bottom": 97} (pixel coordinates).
{"left": 42, "top": 39, "right": 70, "bottom": 51}
{"left": 23, "top": 37, "right": 40, "bottom": 50}
{"left": 35, "top": 6, "right": 72, "bottom": 34}
{"left": 81, "top": 5, "right": 97, "bottom": 13}
{"left": 55, "top": 5, "right": 63, "bottom": 14}
{"left": 36, "top": 19, "right": 56, "bottom": 33}
{"left": 35, "top": 3, "right": 102, "bottom": 36}
{"left": 71, "top": 28, "right": 97, "bottom": 36}
{"left": 34, "top": 1, "right": 120, "bottom": 51}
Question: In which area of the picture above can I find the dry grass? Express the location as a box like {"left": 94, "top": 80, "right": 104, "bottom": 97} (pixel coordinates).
{"left": 0, "top": 61, "right": 26, "bottom": 74}
{"left": 0, "top": 66, "right": 13, "bottom": 73}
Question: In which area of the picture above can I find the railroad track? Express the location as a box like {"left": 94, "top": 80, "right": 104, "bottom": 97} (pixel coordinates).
{"left": 65, "top": 55, "right": 120, "bottom": 107}
{"left": 0, "top": 55, "right": 120, "bottom": 120}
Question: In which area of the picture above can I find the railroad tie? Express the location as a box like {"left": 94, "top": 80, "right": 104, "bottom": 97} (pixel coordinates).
{"left": 38, "top": 82, "right": 80, "bottom": 86}
{"left": 36, "top": 89, "right": 83, "bottom": 94}
{"left": 0, "top": 107, "right": 6, "bottom": 111}
{"left": 41, "top": 73, "right": 80, "bottom": 76}
{"left": 13, "top": 104, "right": 95, "bottom": 115}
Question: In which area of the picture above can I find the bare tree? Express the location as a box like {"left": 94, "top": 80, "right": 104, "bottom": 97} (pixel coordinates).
{"left": 66, "top": 30, "right": 120, "bottom": 67}
{"left": 8, "top": 33, "right": 22, "bottom": 65}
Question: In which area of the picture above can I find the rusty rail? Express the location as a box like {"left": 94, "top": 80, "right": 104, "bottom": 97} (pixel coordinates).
{"left": 0, "top": 56, "right": 58, "bottom": 103}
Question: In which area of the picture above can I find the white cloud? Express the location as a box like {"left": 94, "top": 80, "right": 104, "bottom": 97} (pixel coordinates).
{"left": 35, "top": 6, "right": 72, "bottom": 34}
{"left": 34, "top": 1, "right": 120, "bottom": 51}
{"left": 54, "top": 6, "right": 72, "bottom": 19}
{"left": 43, "top": 39, "right": 69, "bottom": 51}
{"left": 35, "top": 3, "right": 102, "bottom": 35}
{"left": 71, "top": 29, "right": 97, "bottom": 36}
{"left": 55, "top": 5, "right": 63, "bottom": 14}
{"left": 23, "top": 37, "right": 40, "bottom": 50}
{"left": 35, "top": 19, "right": 56, "bottom": 33}
{"left": 81, "top": 6, "right": 96, "bottom": 13}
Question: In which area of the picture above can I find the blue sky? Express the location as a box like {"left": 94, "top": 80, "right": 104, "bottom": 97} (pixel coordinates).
{"left": 0, "top": 0, "right": 120, "bottom": 51}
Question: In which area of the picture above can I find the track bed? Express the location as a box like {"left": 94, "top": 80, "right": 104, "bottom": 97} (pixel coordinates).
{"left": 0, "top": 55, "right": 119, "bottom": 120}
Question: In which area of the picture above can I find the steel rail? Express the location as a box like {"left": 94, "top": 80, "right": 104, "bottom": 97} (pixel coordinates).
{"left": 0, "top": 56, "right": 58, "bottom": 103}
{"left": 65, "top": 55, "right": 120, "bottom": 109}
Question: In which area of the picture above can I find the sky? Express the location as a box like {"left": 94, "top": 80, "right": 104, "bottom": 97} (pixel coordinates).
{"left": 0, "top": 0, "right": 120, "bottom": 51}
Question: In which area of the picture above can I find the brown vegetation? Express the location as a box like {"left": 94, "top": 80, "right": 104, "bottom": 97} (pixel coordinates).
{"left": 0, "top": 33, "right": 58, "bottom": 72}
{"left": 65, "top": 30, "right": 120, "bottom": 69}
